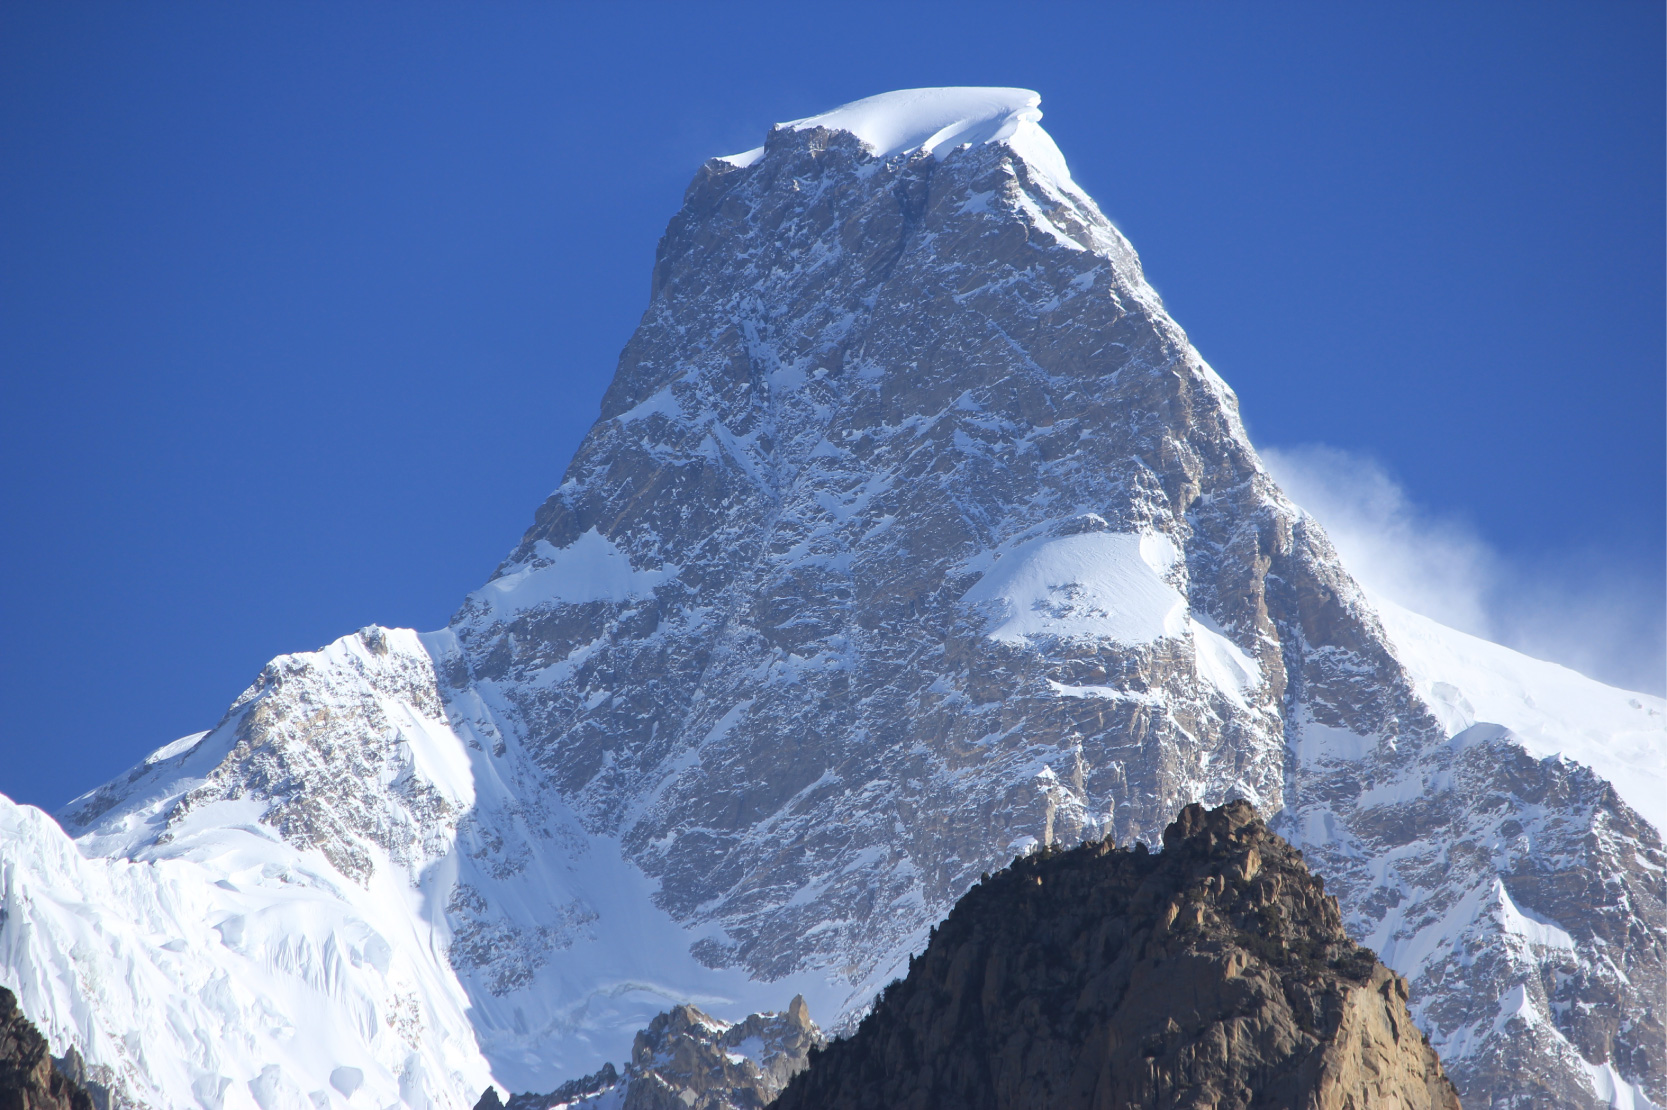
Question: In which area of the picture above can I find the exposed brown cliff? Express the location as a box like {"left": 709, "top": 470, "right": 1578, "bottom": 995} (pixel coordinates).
{"left": 773, "top": 801, "right": 1460, "bottom": 1110}
{"left": 0, "top": 988, "right": 92, "bottom": 1110}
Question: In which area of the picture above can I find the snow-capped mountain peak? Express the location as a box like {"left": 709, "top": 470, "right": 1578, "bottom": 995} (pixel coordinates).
{"left": 720, "top": 86, "right": 1077, "bottom": 195}
{"left": 2, "top": 88, "right": 1662, "bottom": 1110}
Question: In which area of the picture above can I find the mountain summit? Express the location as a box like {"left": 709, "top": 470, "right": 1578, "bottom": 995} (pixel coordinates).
{"left": 2, "top": 88, "right": 1662, "bottom": 1110}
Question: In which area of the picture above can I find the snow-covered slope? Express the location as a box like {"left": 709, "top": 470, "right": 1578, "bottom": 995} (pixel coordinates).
{"left": 0, "top": 638, "right": 494, "bottom": 1110}
{"left": 1375, "top": 597, "right": 1666, "bottom": 832}
{"left": 0, "top": 794, "right": 489, "bottom": 1110}
{"left": 31, "top": 627, "right": 852, "bottom": 1107}
{"left": 1, "top": 87, "right": 1661, "bottom": 1110}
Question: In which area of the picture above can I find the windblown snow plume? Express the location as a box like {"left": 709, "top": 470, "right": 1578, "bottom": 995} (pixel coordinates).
{"left": 1264, "top": 443, "right": 1666, "bottom": 697}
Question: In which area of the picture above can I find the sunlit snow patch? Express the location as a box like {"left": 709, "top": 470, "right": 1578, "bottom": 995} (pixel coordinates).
{"left": 717, "top": 87, "right": 1079, "bottom": 195}
{"left": 960, "top": 532, "right": 1187, "bottom": 646}
{"left": 1189, "top": 615, "right": 1261, "bottom": 706}
{"left": 468, "top": 530, "right": 675, "bottom": 620}
{"left": 960, "top": 531, "right": 1262, "bottom": 708}
{"left": 714, "top": 146, "right": 764, "bottom": 168}
{"left": 143, "top": 730, "right": 209, "bottom": 764}
{"left": 1494, "top": 877, "right": 1576, "bottom": 951}
{"left": 1583, "top": 1059, "right": 1665, "bottom": 1110}
{"left": 783, "top": 87, "right": 1042, "bottom": 160}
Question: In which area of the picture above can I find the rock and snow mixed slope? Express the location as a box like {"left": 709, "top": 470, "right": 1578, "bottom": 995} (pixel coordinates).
{"left": 499, "top": 996, "right": 823, "bottom": 1110}
{"left": 2, "top": 630, "right": 493, "bottom": 1110}
{"left": 0, "top": 87, "right": 1662, "bottom": 1110}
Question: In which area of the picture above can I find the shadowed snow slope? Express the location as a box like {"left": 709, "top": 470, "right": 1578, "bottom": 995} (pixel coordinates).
{"left": 1, "top": 87, "right": 1662, "bottom": 1110}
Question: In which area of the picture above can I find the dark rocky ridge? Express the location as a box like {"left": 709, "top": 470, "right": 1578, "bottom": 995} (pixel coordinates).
{"left": 773, "top": 801, "right": 1460, "bottom": 1110}
{"left": 0, "top": 988, "right": 93, "bottom": 1110}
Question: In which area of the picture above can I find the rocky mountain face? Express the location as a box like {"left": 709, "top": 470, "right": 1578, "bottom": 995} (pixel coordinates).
{"left": 1, "top": 88, "right": 1662, "bottom": 1110}
{"left": 773, "top": 801, "right": 1459, "bottom": 1110}
{"left": 1, "top": 987, "right": 94, "bottom": 1110}
{"left": 495, "top": 996, "right": 821, "bottom": 1110}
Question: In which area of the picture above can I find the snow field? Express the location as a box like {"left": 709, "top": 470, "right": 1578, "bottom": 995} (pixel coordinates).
{"left": 1374, "top": 597, "right": 1666, "bottom": 832}
{"left": 959, "top": 529, "right": 1262, "bottom": 704}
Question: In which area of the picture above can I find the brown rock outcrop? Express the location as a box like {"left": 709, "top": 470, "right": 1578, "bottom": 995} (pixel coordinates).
{"left": 773, "top": 801, "right": 1460, "bottom": 1110}
{"left": 0, "top": 988, "right": 92, "bottom": 1110}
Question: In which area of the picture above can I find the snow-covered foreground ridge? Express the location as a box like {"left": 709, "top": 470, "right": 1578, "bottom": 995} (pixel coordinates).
{"left": 4, "top": 628, "right": 842, "bottom": 1109}
{"left": 2, "top": 87, "right": 1663, "bottom": 1110}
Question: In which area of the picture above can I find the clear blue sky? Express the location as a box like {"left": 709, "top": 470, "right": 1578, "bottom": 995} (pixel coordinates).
{"left": 2, "top": 2, "right": 1661, "bottom": 810}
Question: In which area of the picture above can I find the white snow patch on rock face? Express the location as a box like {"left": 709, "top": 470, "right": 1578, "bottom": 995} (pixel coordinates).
{"left": 1583, "top": 1059, "right": 1666, "bottom": 1110}
{"left": 1294, "top": 718, "right": 1376, "bottom": 767}
{"left": 960, "top": 532, "right": 1187, "bottom": 646}
{"left": 470, "top": 530, "right": 674, "bottom": 619}
{"left": 1189, "top": 616, "right": 1262, "bottom": 706}
{"left": 959, "top": 531, "right": 1262, "bottom": 689}
{"left": 1494, "top": 878, "right": 1576, "bottom": 951}
{"left": 1375, "top": 597, "right": 1667, "bottom": 834}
